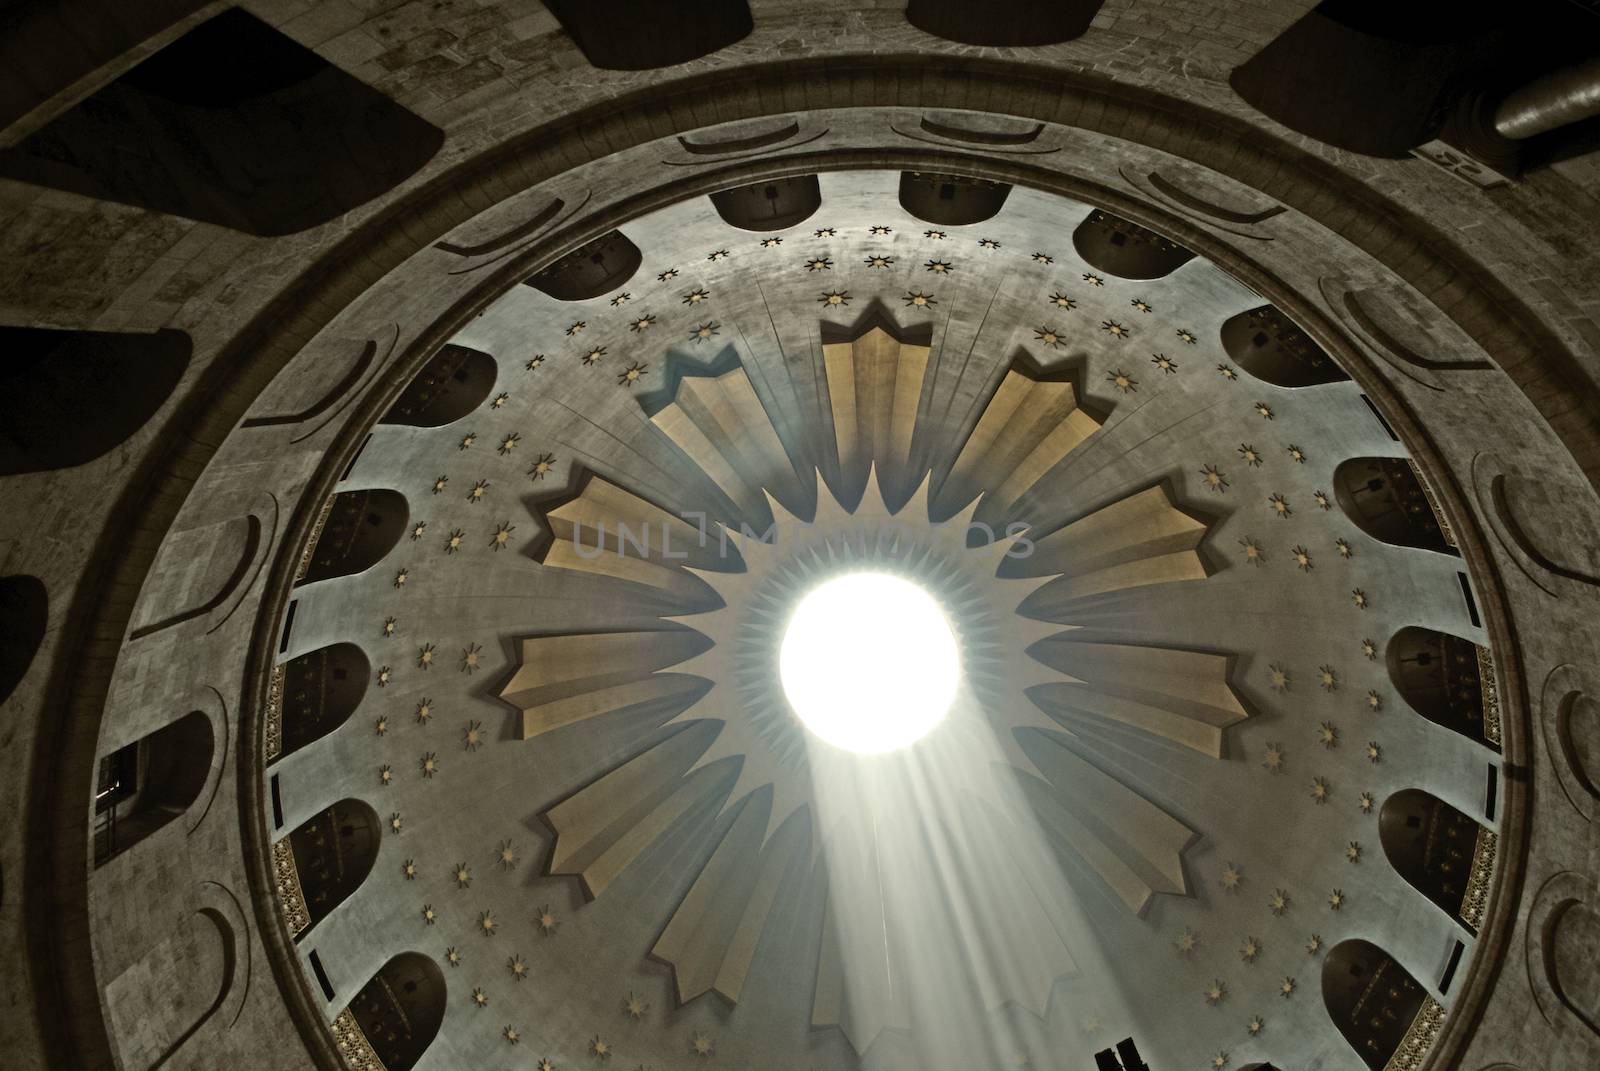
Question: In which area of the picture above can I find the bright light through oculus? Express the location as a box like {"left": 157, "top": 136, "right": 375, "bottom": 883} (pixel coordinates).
{"left": 779, "top": 571, "right": 960, "bottom": 754}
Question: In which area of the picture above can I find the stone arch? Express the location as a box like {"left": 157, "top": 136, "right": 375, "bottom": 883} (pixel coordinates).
{"left": 1220, "top": 305, "right": 1349, "bottom": 388}
{"left": 522, "top": 229, "right": 644, "bottom": 301}
{"left": 709, "top": 176, "right": 822, "bottom": 231}
{"left": 545, "top": 0, "right": 753, "bottom": 71}
{"left": 274, "top": 643, "right": 369, "bottom": 762}
{"left": 1380, "top": 788, "right": 1491, "bottom": 932}
{"left": 93, "top": 710, "right": 214, "bottom": 866}
{"left": 1322, "top": 938, "right": 1430, "bottom": 1070}
{"left": 278, "top": 799, "right": 381, "bottom": 939}
{"left": 1071, "top": 209, "right": 1196, "bottom": 280}
{"left": 1388, "top": 627, "right": 1497, "bottom": 749}
{"left": 0, "top": 326, "right": 191, "bottom": 477}
{"left": 342, "top": 952, "right": 447, "bottom": 1071}
{"left": 0, "top": 574, "right": 47, "bottom": 706}
{"left": 298, "top": 489, "right": 408, "bottom": 585}
{"left": 380, "top": 344, "right": 498, "bottom": 428}
{"left": 906, "top": 0, "right": 1105, "bottom": 46}
{"left": 0, "top": 8, "right": 442, "bottom": 235}
{"left": 898, "top": 172, "right": 1013, "bottom": 227}
{"left": 1333, "top": 457, "right": 1455, "bottom": 552}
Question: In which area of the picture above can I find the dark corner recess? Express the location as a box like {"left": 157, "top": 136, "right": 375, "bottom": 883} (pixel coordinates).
{"left": 1231, "top": 1, "right": 1600, "bottom": 169}
{"left": 898, "top": 172, "right": 1012, "bottom": 227}
{"left": 1485, "top": 763, "right": 1498, "bottom": 821}
{"left": 0, "top": 8, "right": 443, "bottom": 236}
{"left": 1440, "top": 939, "right": 1466, "bottom": 993}
{"left": 1219, "top": 304, "right": 1349, "bottom": 387}
{"left": 0, "top": 574, "right": 47, "bottom": 706}
{"left": 0, "top": 326, "right": 191, "bottom": 477}
{"left": 1458, "top": 571, "right": 1481, "bottom": 626}
{"left": 709, "top": 176, "right": 822, "bottom": 232}
{"left": 1230, "top": 2, "right": 1513, "bottom": 158}
{"left": 307, "top": 949, "right": 336, "bottom": 1002}
{"left": 523, "top": 231, "right": 643, "bottom": 301}
{"left": 270, "top": 773, "right": 284, "bottom": 830}
{"left": 1072, "top": 209, "right": 1197, "bottom": 281}
{"left": 381, "top": 344, "right": 498, "bottom": 428}
{"left": 544, "top": 0, "right": 752, "bottom": 71}
{"left": 93, "top": 711, "right": 214, "bottom": 867}
{"left": 906, "top": 0, "right": 1105, "bottom": 47}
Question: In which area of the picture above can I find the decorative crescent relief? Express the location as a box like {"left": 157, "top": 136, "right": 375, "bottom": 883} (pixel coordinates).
{"left": 1525, "top": 869, "right": 1600, "bottom": 1038}
{"left": 1540, "top": 663, "right": 1600, "bottom": 823}
{"left": 1473, "top": 450, "right": 1600, "bottom": 598}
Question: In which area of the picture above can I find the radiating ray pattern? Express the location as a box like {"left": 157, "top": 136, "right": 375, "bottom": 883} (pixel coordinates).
{"left": 497, "top": 319, "right": 1248, "bottom": 1046}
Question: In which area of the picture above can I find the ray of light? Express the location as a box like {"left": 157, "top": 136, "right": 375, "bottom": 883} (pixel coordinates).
{"left": 807, "top": 685, "right": 1144, "bottom": 1069}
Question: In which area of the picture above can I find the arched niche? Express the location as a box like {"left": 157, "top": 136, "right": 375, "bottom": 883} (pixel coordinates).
{"left": 522, "top": 230, "right": 643, "bottom": 301}
{"left": 0, "top": 574, "right": 47, "bottom": 705}
{"left": 1332, "top": 457, "right": 1455, "bottom": 553}
{"left": 380, "top": 344, "right": 498, "bottom": 428}
{"left": 299, "top": 489, "right": 409, "bottom": 585}
{"left": 1219, "top": 304, "right": 1348, "bottom": 387}
{"left": 1380, "top": 788, "right": 1491, "bottom": 932}
{"left": 1230, "top": 3, "right": 1505, "bottom": 157}
{"left": 1388, "top": 627, "right": 1497, "bottom": 750}
{"left": 1322, "top": 939, "right": 1429, "bottom": 1070}
{"left": 906, "top": 0, "right": 1105, "bottom": 46}
{"left": 1331, "top": 454, "right": 1459, "bottom": 550}
{"left": 274, "top": 643, "right": 369, "bottom": 762}
{"left": 0, "top": 8, "right": 442, "bottom": 236}
{"left": 93, "top": 710, "right": 214, "bottom": 866}
{"left": 898, "top": 172, "right": 1013, "bottom": 227}
{"left": 0, "top": 326, "right": 191, "bottom": 476}
{"left": 709, "top": 175, "right": 822, "bottom": 231}
{"left": 280, "top": 798, "right": 381, "bottom": 939}
{"left": 342, "top": 952, "right": 447, "bottom": 1071}
{"left": 545, "top": 0, "right": 753, "bottom": 71}
{"left": 1071, "top": 209, "right": 1196, "bottom": 280}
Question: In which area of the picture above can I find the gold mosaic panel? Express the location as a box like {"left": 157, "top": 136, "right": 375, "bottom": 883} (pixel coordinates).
{"left": 264, "top": 662, "right": 286, "bottom": 762}
{"left": 331, "top": 1008, "right": 387, "bottom": 1071}
{"left": 271, "top": 837, "right": 310, "bottom": 937}
{"left": 1383, "top": 996, "right": 1446, "bottom": 1071}
{"left": 1460, "top": 826, "right": 1498, "bottom": 932}
{"left": 1476, "top": 644, "right": 1502, "bottom": 747}
{"left": 1406, "top": 458, "right": 1456, "bottom": 549}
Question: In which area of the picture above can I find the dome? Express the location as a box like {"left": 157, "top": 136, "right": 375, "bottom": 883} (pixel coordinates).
{"left": 2, "top": 5, "right": 1598, "bottom": 1071}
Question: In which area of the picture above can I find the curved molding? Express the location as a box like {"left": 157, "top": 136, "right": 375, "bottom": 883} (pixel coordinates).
{"left": 128, "top": 513, "right": 265, "bottom": 641}
{"left": 918, "top": 114, "right": 1046, "bottom": 145}
{"left": 440, "top": 188, "right": 592, "bottom": 275}
{"left": 891, "top": 121, "right": 1062, "bottom": 155}
{"left": 1524, "top": 870, "right": 1600, "bottom": 1037}
{"left": 661, "top": 119, "right": 832, "bottom": 166}
{"left": 185, "top": 688, "right": 229, "bottom": 836}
